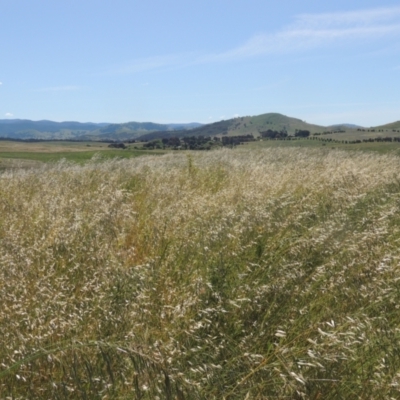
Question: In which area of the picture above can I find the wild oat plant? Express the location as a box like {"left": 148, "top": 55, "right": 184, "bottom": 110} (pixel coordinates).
{"left": 1, "top": 148, "right": 400, "bottom": 399}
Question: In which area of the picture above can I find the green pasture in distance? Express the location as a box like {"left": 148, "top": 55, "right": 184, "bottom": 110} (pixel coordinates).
{"left": 0, "top": 150, "right": 147, "bottom": 163}
{"left": 244, "top": 138, "right": 400, "bottom": 154}
{"left": 2, "top": 139, "right": 400, "bottom": 166}
{"left": 0, "top": 142, "right": 166, "bottom": 164}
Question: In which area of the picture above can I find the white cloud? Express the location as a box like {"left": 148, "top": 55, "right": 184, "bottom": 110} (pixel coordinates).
{"left": 210, "top": 7, "right": 400, "bottom": 61}
{"left": 37, "top": 85, "right": 80, "bottom": 92}
{"left": 0, "top": 82, "right": 2, "bottom": 85}
{"left": 295, "top": 7, "right": 400, "bottom": 29}
{"left": 108, "top": 6, "right": 400, "bottom": 74}
{"left": 5, "top": 113, "right": 13, "bottom": 117}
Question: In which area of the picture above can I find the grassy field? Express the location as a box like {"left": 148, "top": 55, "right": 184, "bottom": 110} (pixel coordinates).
{"left": 2, "top": 147, "right": 400, "bottom": 398}
{"left": 2, "top": 138, "right": 400, "bottom": 169}
{"left": 316, "top": 129, "right": 400, "bottom": 142}
{"left": 0, "top": 140, "right": 163, "bottom": 165}
{"left": 244, "top": 137, "right": 400, "bottom": 155}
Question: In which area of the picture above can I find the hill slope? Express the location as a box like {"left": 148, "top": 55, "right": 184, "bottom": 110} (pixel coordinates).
{"left": 373, "top": 120, "right": 400, "bottom": 130}
{"left": 86, "top": 122, "right": 203, "bottom": 141}
{"left": 138, "top": 113, "right": 326, "bottom": 141}
{"left": 4, "top": 114, "right": 399, "bottom": 142}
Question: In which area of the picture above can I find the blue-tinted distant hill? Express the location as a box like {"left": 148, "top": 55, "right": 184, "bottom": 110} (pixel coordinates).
{"left": 328, "top": 123, "right": 364, "bottom": 129}
{"left": 89, "top": 121, "right": 203, "bottom": 140}
{"left": 0, "top": 120, "right": 109, "bottom": 139}
{"left": 0, "top": 119, "right": 203, "bottom": 140}
{"left": 167, "top": 123, "right": 203, "bottom": 130}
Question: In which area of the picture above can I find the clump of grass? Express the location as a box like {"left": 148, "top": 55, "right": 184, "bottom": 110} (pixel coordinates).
{"left": 1, "top": 148, "right": 400, "bottom": 398}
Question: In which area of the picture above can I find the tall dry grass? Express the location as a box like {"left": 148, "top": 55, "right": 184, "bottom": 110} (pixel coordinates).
{"left": 1, "top": 148, "right": 400, "bottom": 398}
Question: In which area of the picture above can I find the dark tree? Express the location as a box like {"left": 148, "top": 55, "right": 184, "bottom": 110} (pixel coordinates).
{"left": 295, "top": 130, "right": 310, "bottom": 138}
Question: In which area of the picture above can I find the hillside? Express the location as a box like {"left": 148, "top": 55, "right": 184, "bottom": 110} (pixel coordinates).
{"left": 2, "top": 114, "right": 400, "bottom": 142}
{"left": 85, "top": 121, "right": 203, "bottom": 141}
{"left": 373, "top": 120, "right": 400, "bottom": 130}
{"left": 138, "top": 114, "right": 400, "bottom": 142}
{"left": 138, "top": 113, "right": 326, "bottom": 141}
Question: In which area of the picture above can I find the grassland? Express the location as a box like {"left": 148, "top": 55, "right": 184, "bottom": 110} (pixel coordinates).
{"left": 2, "top": 137, "right": 400, "bottom": 170}
{"left": 0, "top": 140, "right": 162, "bottom": 165}
{"left": 2, "top": 147, "right": 400, "bottom": 398}
{"left": 315, "top": 129, "right": 400, "bottom": 142}
{"left": 244, "top": 137, "right": 400, "bottom": 155}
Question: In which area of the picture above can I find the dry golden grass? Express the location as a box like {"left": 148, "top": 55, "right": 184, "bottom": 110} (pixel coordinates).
{"left": 1, "top": 148, "right": 400, "bottom": 398}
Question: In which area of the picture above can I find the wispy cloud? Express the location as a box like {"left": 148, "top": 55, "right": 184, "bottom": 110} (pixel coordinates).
{"left": 37, "top": 85, "right": 80, "bottom": 92}
{"left": 109, "top": 6, "right": 400, "bottom": 74}
{"left": 209, "top": 6, "right": 400, "bottom": 61}
{"left": 295, "top": 7, "right": 400, "bottom": 29}
{"left": 0, "top": 82, "right": 3, "bottom": 85}
{"left": 5, "top": 113, "right": 13, "bottom": 117}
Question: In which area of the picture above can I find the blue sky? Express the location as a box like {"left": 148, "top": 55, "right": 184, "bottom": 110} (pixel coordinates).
{"left": 1, "top": 0, "right": 399, "bottom": 126}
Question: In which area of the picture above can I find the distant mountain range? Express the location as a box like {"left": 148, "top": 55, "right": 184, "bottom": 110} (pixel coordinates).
{"left": 328, "top": 123, "right": 364, "bottom": 129}
{"left": 0, "top": 119, "right": 108, "bottom": 139}
{"left": 0, "top": 119, "right": 203, "bottom": 140}
{"left": 0, "top": 114, "right": 398, "bottom": 142}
